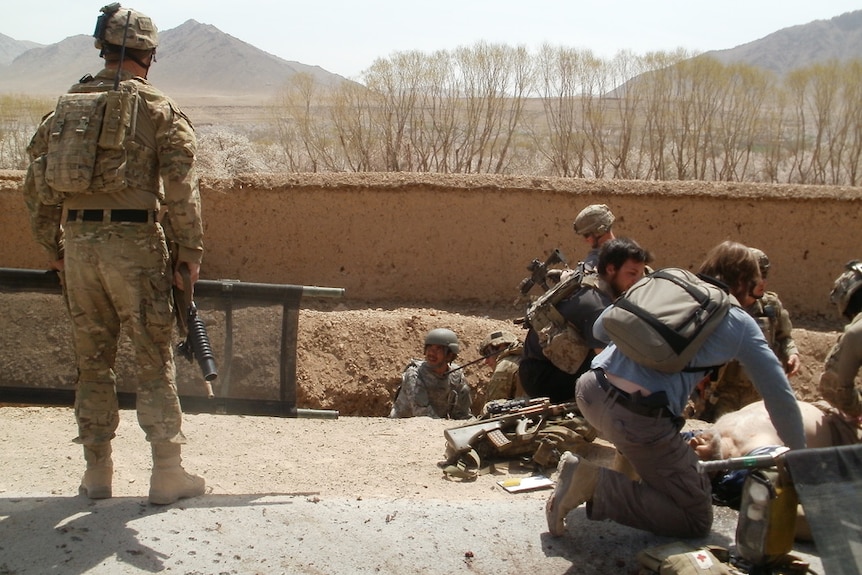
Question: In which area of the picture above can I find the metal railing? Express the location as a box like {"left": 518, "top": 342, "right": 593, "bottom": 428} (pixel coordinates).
{"left": 0, "top": 268, "right": 344, "bottom": 418}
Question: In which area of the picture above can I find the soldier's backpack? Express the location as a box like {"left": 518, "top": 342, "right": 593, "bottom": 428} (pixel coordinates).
{"left": 601, "top": 268, "right": 734, "bottom": 373}
{"left": 44, "top": 77, "right": 139, "bottom": 195}
{"left": 525, "top": 264, "right": 604, "bottom": 374}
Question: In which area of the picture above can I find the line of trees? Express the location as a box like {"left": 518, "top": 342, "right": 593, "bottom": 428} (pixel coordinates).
{"left": 1, "top": 43, "right": 860, "bottom": 186}
{"left": 270, "top": 43, "right": 862, "bottom": 185}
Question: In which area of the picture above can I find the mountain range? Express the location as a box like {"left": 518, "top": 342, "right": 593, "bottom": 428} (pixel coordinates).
{"left": 706, "top": 10, "right": 862, "bottom": 74}
{"left": 0, "top": 20, "right": 347, "bottom": 101}
{"left": 1, "top": 11, "right": 861, "bottom": 102}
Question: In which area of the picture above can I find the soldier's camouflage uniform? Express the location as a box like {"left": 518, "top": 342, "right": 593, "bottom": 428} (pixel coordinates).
{"left": 389, "top": 359, "right": 472, "bottom": 419}
{"left": 820, "top": 313, "right": 862, "bottom": 417}
{"left": 23, "top": 67, "right": 203, "bottom": 447}
{"left": 484, "top": 345, "right": 526, "bottom": 403}
{"left": 693, "top": 291, "right": 798, "bottom": 422}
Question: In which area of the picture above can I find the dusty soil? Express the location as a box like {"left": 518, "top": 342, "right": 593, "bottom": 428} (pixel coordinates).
{"left": 0, "top": 293, "right": 838, "bottom": 573}
{"left": 0, "top": 292, "right": 843, "bottom": 416}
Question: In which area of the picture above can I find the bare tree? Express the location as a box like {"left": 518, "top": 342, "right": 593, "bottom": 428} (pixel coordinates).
{"left": 534, "top": 44, "right": 589, "bottom": 177}
{"left": 329, "top": 80, "right": 380, "bottom": 171}
{"left": 0, "top": 94, "right": 53, "bottom": 170}
{"left": 605, "top": 51, "right": 648, "bottom": 179}
{"left": 713, "top": 63, "right": 772, "bottom": 181}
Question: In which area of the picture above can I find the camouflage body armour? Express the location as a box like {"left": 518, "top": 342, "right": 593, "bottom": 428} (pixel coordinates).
{"left": 24, "top": 68, "right": 202, "bottom": 447}
{"left": 526, "top": 270, "right": 604, "bottom": 374}
{"left": 819, "top": 313, "right": 862, "bottom": 417}
{"left": 693, "top": 292, "right": 798, "bottom": 422}
{"left": 389, "top": 359, "right": 472, "bottom": 419}
{"left": 484, "top": 346, "right": 526, "bottom": 403}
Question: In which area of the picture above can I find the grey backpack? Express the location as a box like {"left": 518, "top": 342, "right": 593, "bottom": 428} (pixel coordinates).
{"left": 601, "top": 268, "right": 733, "bottom": 373}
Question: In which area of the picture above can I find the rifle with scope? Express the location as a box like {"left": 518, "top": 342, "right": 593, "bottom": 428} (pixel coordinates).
{"left": 517, "top": 248, "right": 568, "bottom": 296}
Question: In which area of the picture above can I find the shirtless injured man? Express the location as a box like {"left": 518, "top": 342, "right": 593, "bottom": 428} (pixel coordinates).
{"left": 688, "top": 399, "right": 861, "bottom": 540}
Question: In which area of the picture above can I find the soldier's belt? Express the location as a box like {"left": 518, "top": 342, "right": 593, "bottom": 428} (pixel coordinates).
{"left": 66, "top": 209, "right": 155, "bottom": 223}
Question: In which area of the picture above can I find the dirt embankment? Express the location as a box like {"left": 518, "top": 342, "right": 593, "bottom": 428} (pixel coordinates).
{"left": 0, "top": 291, "right": 844, "bottom": 417}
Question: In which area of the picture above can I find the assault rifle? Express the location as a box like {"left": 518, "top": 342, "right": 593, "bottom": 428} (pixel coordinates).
{"left": 518, "top": 248, "right": 568, "bottom": 296}
{"left": 175, "top": 263, "right": 218, "bottom": 397}
{"left": 443, "top": 341, "right": 517, "bottom": 376}
{"left": 444, "top": 397, "right": 579, "bottom": 455}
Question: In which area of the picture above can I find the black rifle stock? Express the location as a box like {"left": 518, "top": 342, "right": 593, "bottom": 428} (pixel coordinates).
{"left": 518, "top": 248, "right": 568, "bottom": 295}
{"left": 175, "top": 264, "right": 218, "bottom": 397}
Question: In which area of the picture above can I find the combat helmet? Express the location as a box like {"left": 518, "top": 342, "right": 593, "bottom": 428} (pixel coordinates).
{"left": 830, "top": 260, "right": 862, "bottom": 319}
{"left": 93, "top": 3, "right": 159, "bottom": 51}
{"left": 749, "top": 247, "right": 770, "bottom": 278}
{"left": 479, "top": 331, "right": 519, "bottom": 357}
{"left": 573, "top": 204, "right": 615, "bottom": 236}
{"left": 424, "top": 328, "right": 459, "bottom": 356}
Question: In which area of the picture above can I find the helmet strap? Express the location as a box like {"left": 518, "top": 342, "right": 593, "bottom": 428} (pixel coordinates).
{"left": 113, "top": 10, "right": 133, "bottom": 89}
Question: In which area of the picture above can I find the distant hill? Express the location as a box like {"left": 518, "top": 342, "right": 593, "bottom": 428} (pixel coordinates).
{"left": 0, "top": 20, "right": 348, "bottom": 101}
{"left": 706, "top": 10, "right": 862, "bottom": 75}
{"left": 1, "top": 11, "right": 861, "bottom": 102}
{"left": 0, "top": 33, "right": 41, "bottom": 66}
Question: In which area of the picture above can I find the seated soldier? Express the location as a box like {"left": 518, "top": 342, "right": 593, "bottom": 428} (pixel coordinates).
{"left": 479, "top": 330, "right": 526, "bottom": 403}
{"left": 389, "top": 328, "right": 472, "bottom": 419}
{"left": 820, "top": 260, "right": 862, "bottom": 419}
{"left": 688, "top": 247, "right": 801, "bottom": 422}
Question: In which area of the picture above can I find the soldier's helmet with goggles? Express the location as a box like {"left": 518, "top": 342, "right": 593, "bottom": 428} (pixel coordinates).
{"left": 479, "top": 331, "right": 519, "bottom": 357}
{"left": 749, "top": 247, "right": 770, "bottom": 278}
{"left": 93, "top": 3, "right": 158, "bottom": 51}
{"left": 573, "top": 204, "right": 615, "bottom": 236}
{"left": 424, "top": 328, "right": 459, "bottom": 356}
{"left": 830, "top": 260, "right": 862, "bottom": 319}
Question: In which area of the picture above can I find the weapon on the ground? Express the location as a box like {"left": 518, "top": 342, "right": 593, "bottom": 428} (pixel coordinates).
{"left": 444, "top": 397, "right": 578, "bottom": 455}
{"left": 518, "top": 248, "right": 568, "bottom": 295}
{"left": 175, "top": 264, "right": 218, "bottom": 397}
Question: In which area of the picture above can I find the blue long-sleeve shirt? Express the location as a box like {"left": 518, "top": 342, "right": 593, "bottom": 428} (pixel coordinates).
{"left": 592, "top": 305, "right": 806, "bottom": 450}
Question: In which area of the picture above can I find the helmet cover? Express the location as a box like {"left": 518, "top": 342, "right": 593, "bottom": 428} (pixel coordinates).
{"left": 573, "top": 204, "right": 615, "bottom": 236}
{"left": 93, "top": 3, "right": 158, "bottom": 51}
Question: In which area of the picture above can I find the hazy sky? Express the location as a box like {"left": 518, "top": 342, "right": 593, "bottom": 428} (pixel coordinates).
{"left": 4, "top": 1, "right": 860, "bottom": 78}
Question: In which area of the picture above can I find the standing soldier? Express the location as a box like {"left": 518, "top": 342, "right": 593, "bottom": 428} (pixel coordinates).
{"left": 572, "top": 204, "right": 616, "bottom": 271}
{"left": 689, "top": 247, "right": 801, "bottom": 421}
{"left": 820, "top": 260, "right": 862, "bottom": 417}
{"left": 22, "top": 3, "right": 206, "bottom": 505}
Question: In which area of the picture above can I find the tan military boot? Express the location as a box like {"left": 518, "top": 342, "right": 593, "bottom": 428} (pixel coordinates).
{"left": 148, "top": 443, "right": 206, "bottom": 505}
{"left": 79, "top": 443, "right": 113, "bottom": 499}
{"left": 545, "top": 452, "right": 600, "bottom": 536}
